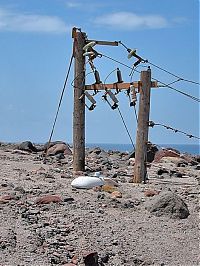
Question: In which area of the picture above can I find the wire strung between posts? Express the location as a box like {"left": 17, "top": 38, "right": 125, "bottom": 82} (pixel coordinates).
{"left": 147, "top": 61, "right": 200, "bottom": 85}
{"left": 118, "top": 40, "right": 200, "bottom": 86}
{"left": 103, "top": 68, "right": 135, "bottom": 150}
{"left": 100, "top": 52, "right": 200, "bottom": 103}
{"left": 117, "top": 107, "right": 135, "bottom": 150}
{"left": 44, "top": 54, "right": 74, "bottom": 161}
{"left": 149, "top": 121, "right": 200, "bottom": 140}
{"left": 153, "top": 77, "right": 200, "bottom": 103}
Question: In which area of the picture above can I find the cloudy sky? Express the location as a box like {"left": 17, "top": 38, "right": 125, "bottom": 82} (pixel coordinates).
{"left": 0, "top": 0, "right": 199, "bottom": 145}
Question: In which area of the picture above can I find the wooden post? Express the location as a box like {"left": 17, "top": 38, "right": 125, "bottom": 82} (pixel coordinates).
{"left": 134, "top": 67, "right": 151, "bottom": 183}
{"left": 73, "top": 30, "right": 86, "bottom": 171}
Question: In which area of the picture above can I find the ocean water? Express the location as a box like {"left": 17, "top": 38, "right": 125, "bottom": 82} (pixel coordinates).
{"left": 86, "top": 143, "right": 200, "bottom": 155}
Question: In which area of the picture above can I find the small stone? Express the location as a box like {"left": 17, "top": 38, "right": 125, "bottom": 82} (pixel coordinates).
{"left": 0, "top": 195, "right": 15, "bottom": 204}
{"left": 35, "top": 195, "right": 62, "bottom": 204}
{"left": 110, "top": 191, "right": 122, "bottom": 199}
{"left": 83, "top": 251, "right": 99, "bottom": 266}
{"left": 157, "top": 168, "right": 169, "bottom": 175}
{"left": 71, "top": 255, "right": 78, "bottom": 264}
{"left": 100, "top": 252, "right": 109, "bottom": 263}
{"left": 144, "top": 189, "right": 160, "bottom": 197}
{"left": 64, "top": 197, "right": 74, "bottom": 202}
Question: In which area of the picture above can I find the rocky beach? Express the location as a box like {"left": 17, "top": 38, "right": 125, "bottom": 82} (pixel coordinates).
{"left": 0, "top": 141, "right": 199, "bottom": 266}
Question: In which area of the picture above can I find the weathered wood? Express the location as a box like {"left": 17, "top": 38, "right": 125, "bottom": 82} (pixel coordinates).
{"left": 73, "top": 31, "right": 86, "bottom": 171}
{"left": 134, "top": 68, "right": 151, "bottom": 183}
{"left": 85, "top": 81, "right": 157, "bottom": 91}
{"left": 86, "top": 40, "right": 119, "bottom": 46}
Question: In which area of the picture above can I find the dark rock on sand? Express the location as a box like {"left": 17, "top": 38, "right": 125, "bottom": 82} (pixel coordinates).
{"left": 147, "top": 192, "right": 190, "bottom": 219}
{"left": 129, "top": 142, "right": 158, "bottom": 163}
{"left": 83, "top": 251, "right": 99, "bottom": 266}
{"left": 18, "top": 141, "right": 38, "bottom": 152}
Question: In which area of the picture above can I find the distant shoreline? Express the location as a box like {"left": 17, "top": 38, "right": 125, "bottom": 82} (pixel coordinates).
{"left": 0, "top": 141, "right": 199, "bottom": 155}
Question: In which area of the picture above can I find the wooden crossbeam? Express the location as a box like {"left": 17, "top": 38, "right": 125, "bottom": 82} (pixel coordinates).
{"left": 85, "top": 81, "right": 157, "bottom": 91}
{"left": 86, "top": 40, "right": 119, "bottom": 46}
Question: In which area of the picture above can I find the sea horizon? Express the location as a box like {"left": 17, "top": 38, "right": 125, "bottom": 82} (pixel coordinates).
{"left": 86, "top": 143, "right": 200, "bottom": 155}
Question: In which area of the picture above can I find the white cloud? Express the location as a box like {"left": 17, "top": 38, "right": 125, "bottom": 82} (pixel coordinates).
{"left": 66, "top": 1, "right": 81, "bottom": 8}
{"left": 95, "top": 12, "right": 169, "bottom": 30}
{"left": 0, "top": 7, "right": 70, "bottom": 33}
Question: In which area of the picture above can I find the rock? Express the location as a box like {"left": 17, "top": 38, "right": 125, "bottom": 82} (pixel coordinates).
{"left": 83, "top": 251, "right": 99, "bottom": 266}
{"left": 196, "top": 164, "right": 200, "bottom": 170}
{"left": 89, "top": 147, "right": 103, "bottom": 155}
{"left": 18, "top": 141, "right": 38, "bottom": 152}
{"left": 0, "top": 195, "right": 15, "bottom": 204}
{"left": 123, "top": 200, "right": 135, "bottom": 208}
{"left": 147, "top": 192, "right": 190, "bottom": 219}
{"left": 154, "top": 149, "right": 180, "bottom": 163}
{"left": 56, "top": 153, "right": 65, "bottom": 160}
{"left": 128, "top": 158, "right": 135, "bottom": 166}
{"left": 47, "top": 143, "right": 72, "bottom": 156}
{"left": 63, "top": 197, "right": 74, "bottom": 202}
{"left": 35, "top": 195, "right": 62, "bottom": 204}
{"left": 110, "top": 191, "right": 122, "bottom": 199}
{"left": 144, "top": 189, "right": 160, "bottom": 197}
{"left": 102, "top": 185, "right": 116, "bottom": 193}
{"left": 12, "top": 149, "right": 30, "bottom": 155}
{"left": 129, "top": 142, "right": 158, "bottom": 162}
{"left": 100, "top": 252, "right": 109, "bottom": 263}
{"left": 103, "top": 178, "right": 118, "bottom": 187}
{"left": 157, "top": 168, "right": 169, "bottom": 175}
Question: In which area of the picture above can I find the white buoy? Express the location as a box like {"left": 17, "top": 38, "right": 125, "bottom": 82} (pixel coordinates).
{"left": 71, "top": 173, "right": 105, "bottom": 189}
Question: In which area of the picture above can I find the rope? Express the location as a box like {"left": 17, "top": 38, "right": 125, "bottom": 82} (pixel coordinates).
{"left": 43, "top": 54, "right": 74, "bottom": 161}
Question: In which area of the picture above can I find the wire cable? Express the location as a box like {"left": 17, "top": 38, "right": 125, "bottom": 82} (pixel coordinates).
{"left": 117, "top": 107, "right": 135, "bottom": 150}
{"left": 118, "top": 40, "right": 199, "bottom": 85}
{"left": 44, "top": 54, "right": 74, "bottom": 161}
{"left": 100, "top": 52, "right": 200, "bottom": 103}
{"left": 154, "top": 77, "right": 200, "bottom": 102}
{"left": 148, "top": 61, "right": 200, "bottom": 85}
{"left": 149, "top": 121, "right": 200, "bottom": 140}
{"left": 102, "top": 68, "right": 135, "bottom": 149}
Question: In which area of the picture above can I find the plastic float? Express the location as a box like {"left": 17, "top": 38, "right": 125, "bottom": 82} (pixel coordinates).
{"left": 71, "top": 172, "right": 105, "bottom": 189}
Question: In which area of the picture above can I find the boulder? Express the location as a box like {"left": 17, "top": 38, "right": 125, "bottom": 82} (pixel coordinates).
{"left": 46, "top": 143, "right": 72, "bottom": 156}
{"left": 129, "top": 142, "right": 158, "bottom": 163}
{"left": 154, "top": 149, "right": 180, "bottom": 163}
{"left": 147, "top": 192, "right": 189, "bottom": 219}
{"left": 18, "top": 141, "right": 38, "bottom": 152}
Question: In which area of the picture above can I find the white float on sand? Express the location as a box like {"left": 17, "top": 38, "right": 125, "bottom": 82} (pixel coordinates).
{"left": 71, "top": 172, "right": 105, "bottom": 189}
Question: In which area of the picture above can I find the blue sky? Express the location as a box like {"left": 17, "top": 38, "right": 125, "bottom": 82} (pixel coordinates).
{"left": 0, "top": 0, "right": 199, "bottom": 145}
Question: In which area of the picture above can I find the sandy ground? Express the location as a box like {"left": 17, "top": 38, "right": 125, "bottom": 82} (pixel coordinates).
{"left": 0, "top": 144, "right": 199, "bottom": 266}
